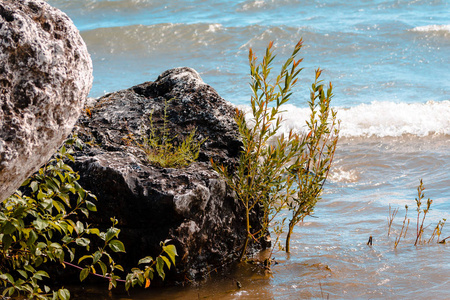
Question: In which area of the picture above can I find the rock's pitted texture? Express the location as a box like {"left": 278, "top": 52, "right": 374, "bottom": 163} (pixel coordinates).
{"left": 0, "top": 0, "right": 93, "bottom": 202}
{"left": 72, "top": 68, "right": 262, "bottom": 280}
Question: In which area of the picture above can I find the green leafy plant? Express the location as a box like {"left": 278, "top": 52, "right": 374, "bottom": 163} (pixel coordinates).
{"left": 127, "top": 99, "right": 206, "bottom": 168}
{"left": 285, "top": 69, "right": 339, "bottom": 253}
{"left": 124, "top": 240, "right": 177, "bottom": 290}
{"left": 212, "top": 39, "right": 339, "bottom": 260}
{"left": 0, "top": 137, "right": 176, "bottom": 299}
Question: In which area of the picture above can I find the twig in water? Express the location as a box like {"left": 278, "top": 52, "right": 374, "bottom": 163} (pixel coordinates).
{"left": 394, "top": 205, "right": 409, "bottom": 248}
{"left": 439, "top": 236, "right": 450, "bottom": 244}
{"left": 387, "top": 204, "right": 399, "bottom": 237}
{"left": 319, "top": 280, "right": 330, "bottom": 300}
{"left": 414, "top": 179, "right": 434, "bottom": 246}
{"left": 428, "top": 219, "right": 446, "bottom": 244}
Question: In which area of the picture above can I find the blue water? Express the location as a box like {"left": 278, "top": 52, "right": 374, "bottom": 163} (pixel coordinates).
{"left": 47, "top": 1, "right": 450, "bottom": 298}
{"left": 49, "top": 0, "right": 449, "bottom": 108}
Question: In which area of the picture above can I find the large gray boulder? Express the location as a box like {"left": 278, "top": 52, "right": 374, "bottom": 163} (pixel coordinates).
{"left": 0, "top": 0, "right": 93, "bottom": 202}
{"left": 72, "top": 68, "right": 264, "bottom": 280}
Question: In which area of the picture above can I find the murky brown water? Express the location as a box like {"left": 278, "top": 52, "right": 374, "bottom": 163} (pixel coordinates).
{"left": 71, "top": 238, "right": 450, "bottom": 299}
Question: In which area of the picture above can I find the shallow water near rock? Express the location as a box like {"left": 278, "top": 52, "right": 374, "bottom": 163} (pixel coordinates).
{"left": 69, "top": 136, "right": 450, "bottom": 299}
{"left": 47, "top": 0, "right": 449, "bottom": 298}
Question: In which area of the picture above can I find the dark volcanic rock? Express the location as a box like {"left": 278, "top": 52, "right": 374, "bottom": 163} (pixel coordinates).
{"left": 72, "top": 67, "right": 260, "bottom": 280}
{"left": 0, "top": 0, "right": 93, "bottom": 202}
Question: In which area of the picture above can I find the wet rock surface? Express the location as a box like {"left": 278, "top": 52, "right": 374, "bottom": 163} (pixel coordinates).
{"left": 0, "top": 0, "right": 93, "bottom": 202}
{"left": 72, "top": 67, "right": 262, "bottom": 280}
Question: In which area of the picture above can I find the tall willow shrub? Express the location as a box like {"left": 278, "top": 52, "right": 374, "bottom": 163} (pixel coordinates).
{"left": 213, "top": 40, "right": 339, "bottom": 259}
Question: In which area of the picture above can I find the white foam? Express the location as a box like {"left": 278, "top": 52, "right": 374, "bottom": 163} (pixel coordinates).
{"left": 240, "top": 0, "right": 269, "bottom": 10}
{"left": 206, "top": 24, "right": 223, "bottom": 33}
{"left": 410, "top": 24, "right": 450, "bottom": 33}
{"left": 239, "top": 100, "right": 450, "bottom": 138}
{"left": 329, "top": 167, "right": 359, "bottom": 183}
{"left": 336, "top": 101, "right": 450, "bottom": 137}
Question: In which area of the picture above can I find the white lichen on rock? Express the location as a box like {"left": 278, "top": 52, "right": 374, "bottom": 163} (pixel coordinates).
{"left": 0, "top": 0, "right": 93, "bottom": 201}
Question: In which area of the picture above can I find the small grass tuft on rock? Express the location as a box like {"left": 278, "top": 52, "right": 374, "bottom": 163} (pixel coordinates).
{"left": 127, "top": 99, "right": 206, "bottom": 168}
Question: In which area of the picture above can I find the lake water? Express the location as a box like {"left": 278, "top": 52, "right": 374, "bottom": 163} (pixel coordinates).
{"left": 47, "top": 0, "right": 449, "bottom": 298}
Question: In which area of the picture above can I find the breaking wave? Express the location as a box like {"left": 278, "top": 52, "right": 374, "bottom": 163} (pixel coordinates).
{"left": 411, "top": 24, "right": 450, "bottom": 33}
{"left": 241, "top": 100, "right": 450, "bottom": 138}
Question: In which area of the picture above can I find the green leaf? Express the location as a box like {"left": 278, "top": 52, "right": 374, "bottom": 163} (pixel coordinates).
{"left": 144, "top": 267, "right": 154, "bottom": 280}
{"left": 114, "top": 264, "right": 124, "bottom": 272}
{"left": 17, "top": 270, "right": 28, "bottom": 279}
{"left": 93, "top": 251, "right": 102, "bottom": 264}
{"left": 163, "top": 244, "right": 178, "bottom": 264}
{"left": 57, "top": 194, "right": 70, "bottom": 207}
{"left": 85, "top": 201, "right": 97, "bottom": 212}
{"left": 80, "top": 207, "right": 89, "bottom": 217}
{"left": 2, "top": 234, "right": 13, "bottom": 250}
{"left": 161, "top": 255, "right": 171, "bottom": 270}
{"left": 86, "top": 228, "right": 100, "bottom": 236}
{"left": 80, "top": 268, "right": 90, "bottom": 282}
{"left": 104, "top": 227, "right": 120, "bottom": 243}
{"left": 35, "top": 256, "right": 44, "bottom": 267}
{"left": 138, "top": 256, "right": 153, "bottom": 265}
{"left": 37, "top": 242, "right": 47, "bottom": 249}
{"left": 1, "top": 221, "right": 16, "bottom": 235}
{"left": 61, "top": 235, "right": 74, "bottom": 244}
{"left": 108, "top": 239, "right": 126, "bottom": 253}
{"left": 36, "top": 270, "right": 50, "bottom": 278}
{"left": 33, "top": 270, "right": 49, "bottom": 280}
{"left": 156, "top": 257, "right": 165, "bottom": 280}
{"left": 28, "top": 229, "right": 38, "bottom": 246}
{"left": 0, "top": 273, "right": 14, "bottom": 283}
{"left": 58, "top": 288, "right": 70, "bottom": 300}
{"left": 75, "top": 237, "right": 90, "bottom": 247}
{"left": 33, "top": 218, "right": 49, "bottom": 231}
{"left": 30, "top": 181, "right": 39, "bottom": 192}
{"left": 110, "top": 275, "right": 119, "bottom": 289}
{"left": 50, "top": 242, "right": 62, "bottom": 249}
{"left": 4, "top": 287, "right": 15, "bottom": 297}
{"left": 45, "top": 177, "right": 59, "bottom": 191}
{"left": 75, "top": 221, "right": 85, "bottom": 234}
{"left": 78, "top": 255, "right": 92, "bottom": 264}
{"left": 24, "top": 265, "right": 35, "bottom": 273}
{"left": 97, "top": 261, "right": 107, "bottom": 276}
